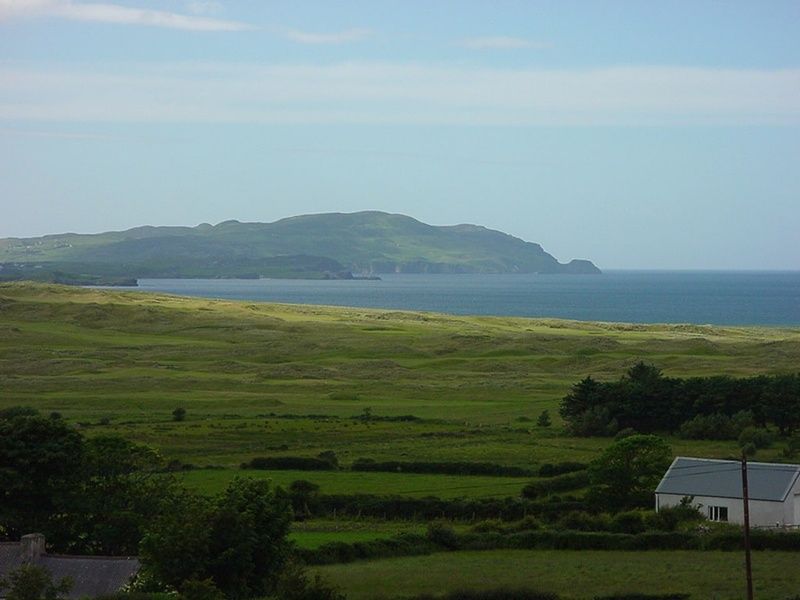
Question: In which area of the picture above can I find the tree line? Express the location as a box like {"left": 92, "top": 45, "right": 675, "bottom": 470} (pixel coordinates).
{"left": 559, "top": 363, "right": 800, "bottom": 438}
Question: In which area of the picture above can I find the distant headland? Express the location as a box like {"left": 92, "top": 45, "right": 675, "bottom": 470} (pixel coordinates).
{"left": 0, "top": 211, "right": 600, "bottom": 285}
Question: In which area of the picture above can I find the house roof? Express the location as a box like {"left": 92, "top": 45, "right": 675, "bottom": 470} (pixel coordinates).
{"left": 655, "top": 457, "right": 800, "bottom": 502}
{"left": 0, "top": 542, "right": 139, "bottom": 599}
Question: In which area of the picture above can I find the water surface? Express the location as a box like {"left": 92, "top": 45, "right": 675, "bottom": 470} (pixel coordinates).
{"left": 135, "top": 271, "right": 800, "bottom": 326}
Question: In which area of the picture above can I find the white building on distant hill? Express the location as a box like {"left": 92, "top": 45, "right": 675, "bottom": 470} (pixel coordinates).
{"left": 655, "top": 457, "right": 800, "bottom": 528}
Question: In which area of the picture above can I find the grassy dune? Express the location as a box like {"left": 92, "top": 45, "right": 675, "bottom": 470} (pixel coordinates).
{"left": 2, "top": 281, "right": 799, "bottom": 473}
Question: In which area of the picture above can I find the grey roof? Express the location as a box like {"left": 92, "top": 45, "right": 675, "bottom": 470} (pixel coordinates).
{"left": 0, "top": 543, "right": 139, "bottom": 599}
{"left": 656, "top": 457, "right": 800, "bottom": 502}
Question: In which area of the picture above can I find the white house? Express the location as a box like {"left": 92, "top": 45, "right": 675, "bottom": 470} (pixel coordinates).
{"left": 655, "top": 457, "right": 800, "bottom": 528}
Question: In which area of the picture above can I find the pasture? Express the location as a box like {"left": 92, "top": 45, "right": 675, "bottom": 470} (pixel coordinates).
{"left": 313, "top": 549, "right": 800, "bottom": 599}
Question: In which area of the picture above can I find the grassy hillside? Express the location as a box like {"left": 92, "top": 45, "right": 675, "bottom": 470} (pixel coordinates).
{"left": 1, "top": 282, "right": 798, "bottom": 471}
{"left": 0, "top": 211, "right": 600, "bottom": 280}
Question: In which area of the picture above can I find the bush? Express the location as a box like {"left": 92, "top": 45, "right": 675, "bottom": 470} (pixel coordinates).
{"left": 351, "top": 458, "right": 534, "bottom": 477}
{"left": 614, "top": 428, "right": 638, "bottom": 441}
{"left": 556, "top": 511, "right": 610, "bottom": 532}
{"left": 435, "top": 590, "right": 558, "bottom": 600}
{"left": 521, "top": 471, "right": 590, "bottom": 499}
{"left": 610, "top": 511, "right": 646, "bottom": 534}
{"left": 737, "top": 426, "right": 774, "bottom": 450}
{"left": 0, "top": 406, "right": 40, "bottom": 420}
{"left": 242, "top": 456, "right": 337, "bottom": 471}
{"left": 171, "top": 407, "right": 186, "bottom": 422}
{"left": 537, "top": 462, "right": 587, "bottom": 477}
{"left": 0, "top": 565, "right": 73, "bottom": 600}
{"left": 426, "top": 522, "right": 460, "bottom": 550}
{"left": 536, "top": 411, "right": 551, "bottom": 427}
{"left": 269, "top": 560, "right": 346, "bottom": 600}
{"left": 594, "top": 595, "right": 690, "bottom": 600}
{"left": 180, "top": 579, "right": 224, "bottom": 600}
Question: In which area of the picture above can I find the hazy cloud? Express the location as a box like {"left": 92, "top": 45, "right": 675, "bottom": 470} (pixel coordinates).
{"left": 0, "top": 0, "right": 253, "bottom": 31}
{"left": 1, "top": 62, "right": 798, "bottom": 126}
{"left": 461, "top": 36, "right": 550, "bottom": 50}
{"left": 284, "top": 27, "right": 372, "bottom": 44}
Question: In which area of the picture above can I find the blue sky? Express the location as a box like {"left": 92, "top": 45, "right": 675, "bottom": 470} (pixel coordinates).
{"left": 1, "top": 1, "right": 798, "bottom": 269}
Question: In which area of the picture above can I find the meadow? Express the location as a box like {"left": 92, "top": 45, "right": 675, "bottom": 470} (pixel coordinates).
{"left": 2, "top": 282, "right": 800, "bottom": 598}
{"left": 313, "top": 549, "right": 800, "bottom": 599}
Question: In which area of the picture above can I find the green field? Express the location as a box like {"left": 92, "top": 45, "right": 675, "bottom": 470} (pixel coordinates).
{"left": 3, "top": 282, "right": 800, "bottom": 597}
{"left": 181, "top": 469, "right": 528, "bottom": 499}
{"left": 314, "top": 549, "right": 800, "bottom": 599}
{"left": 290, "top": 520, "right": 428, "bottom": 549}
{"left": 2, "top": 282, "right": 798, "bottom": 473}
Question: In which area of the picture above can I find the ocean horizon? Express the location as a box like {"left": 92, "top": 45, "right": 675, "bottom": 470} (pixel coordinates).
{"left": 129, "top": 270, "right": 800, "bottom": 327}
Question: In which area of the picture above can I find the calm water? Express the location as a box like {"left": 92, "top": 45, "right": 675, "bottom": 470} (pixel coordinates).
{"left": 135, "top": 271, "right": 800, "bottom": 326}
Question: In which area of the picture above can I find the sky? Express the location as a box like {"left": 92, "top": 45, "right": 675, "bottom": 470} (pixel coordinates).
{"left": 1, "top": 1, "right": 799, "bottom": 269}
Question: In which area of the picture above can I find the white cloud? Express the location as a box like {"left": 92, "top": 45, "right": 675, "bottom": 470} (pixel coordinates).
{"left": 0, "top": 62, "right": 798, "bottom": 126}
{"left": 284, "top": 27, "right": 372, "bottom": 44}
{"left": 0, "top": 0, "right": 253, "bottom": 31}
{"left": 461, "top": 36, "right": 550, "bottom": 50}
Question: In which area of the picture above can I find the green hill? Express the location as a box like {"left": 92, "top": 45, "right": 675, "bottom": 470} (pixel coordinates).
{"left": 0, "top": 211, "right": 600, "bottom": 283}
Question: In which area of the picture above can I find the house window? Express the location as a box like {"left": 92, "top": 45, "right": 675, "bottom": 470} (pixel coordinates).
{"left": 708, "top": 506, "right": 728, "bottom": 522}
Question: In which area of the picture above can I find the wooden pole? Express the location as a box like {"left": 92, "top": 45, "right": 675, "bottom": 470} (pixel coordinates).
{"left": 742, "top": 452, "right": 754, "bottom": 600}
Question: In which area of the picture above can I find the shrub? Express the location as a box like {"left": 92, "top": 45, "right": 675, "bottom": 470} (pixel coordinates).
{"left": 557, "top": 511, "right": 609, "bottom": 532}
{"left": 537, "top": 462, "right": 587, "bottom": 477}
{"left": 241, "top": 456, "right": 337, "bottom": 471}
{"left": 426, "top": 522, "right": 460, "bottom": 550}
{"left": 614, "top": 428, "right": 638, "bottom": 441}
{"left": 351, "top": 459, "right": 534, "bottom": 477}
{"left": 180, "top": 579, "right": 224, "bottom": 600}
{"left": 536, "top": 411, "right": 551, "bottom": 427}
{"left": 737, "top": 426, "right": 774, "bottom": 450}
{"left": 0, "top": 565, "right": 73, "bottom": 600}
{"left": 171, "top": 407, "right": 186, "bottom": 422}
{"left": 610, "top": 511, "right": 646, "bottom": 534}
{"left": 594, "top": 595, "right": 690, "bottom": 600}
{"left": 440, "top": 590, "right": 558, "bottom": 600}
{"left": 0, "top": 406, "right": 40, "bottom": 420}
{"left": 521, "top": 471, "right": 590, "bottom": 499}
{"left": 270, "top": 560, "right": 346, "bottom": 600}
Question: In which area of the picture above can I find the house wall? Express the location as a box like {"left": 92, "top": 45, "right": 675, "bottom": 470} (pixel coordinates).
{"left": 656, "top": 493, "right": 789, "bottom": 528}
{"left": 783, "top": 476, "right": 800, "bottom": 526}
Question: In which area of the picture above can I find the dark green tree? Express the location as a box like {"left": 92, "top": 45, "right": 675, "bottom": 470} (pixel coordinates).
{"left": 0, "top": 565, "right": 73, "bottom": 600}
{"left": 66, "top": 436, "right": 177, "bottom": 555}
{"left": 763, "top": 374, "right": 800, "bottom": 436}
{"left": 140, "top": 477, "right": 292, "bottom": 599}
{"left": 536, "top": 410, "right": 551, "bottom": 428}
{"left": 0, "top": 414, "right": 84, "bottom": 539}
{"left": 172, "top": 407, "right": 187, "bottom": 422}
{"left": 588, "top": 434, "right": 672, "bottom": 511}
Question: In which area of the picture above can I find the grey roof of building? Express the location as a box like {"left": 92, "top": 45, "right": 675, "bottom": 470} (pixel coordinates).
{"left": 655, "top": 457, "right": 800, "bottom": 502}
{"left": 0, "top": 543, "right": 139, "bottom": 599}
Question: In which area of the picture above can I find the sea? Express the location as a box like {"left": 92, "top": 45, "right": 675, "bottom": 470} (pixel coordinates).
{"left": 130, "top": 271, "right": 800, "bottom": 327}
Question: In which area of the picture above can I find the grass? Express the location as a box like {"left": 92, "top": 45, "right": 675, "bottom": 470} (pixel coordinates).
{"left": 2, "top": 282, "right": 798, "bottom": 472}
{"left": 180, "top": 469, "right": 529, "bottom": 499}
{"left": 4, "top": 283, "right": 800, "bottom": 594}
{"left": 290, "top": 520, "right": 428, "bottom": 549}
{"left": 312, "top": 549, "right": 800, "bottom": 599}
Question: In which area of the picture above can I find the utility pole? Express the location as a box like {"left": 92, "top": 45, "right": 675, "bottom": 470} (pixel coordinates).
{"left": 741, "top": 451, "right": 754, "bottom": 600}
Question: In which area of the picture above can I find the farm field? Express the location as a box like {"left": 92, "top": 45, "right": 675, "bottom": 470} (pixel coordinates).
{"left": 313, "top": 549, "right": 800, "bottom": 599}
{"left": 181, "top": 469, "right": 529, "bottom": 499}
{"left": 289, "top": 520, "right": 428, "bottom": 549}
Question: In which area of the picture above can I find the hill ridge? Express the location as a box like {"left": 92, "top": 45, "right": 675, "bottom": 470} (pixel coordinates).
{"left": 0, "top": 211, "right": 600, "bottom": 284}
